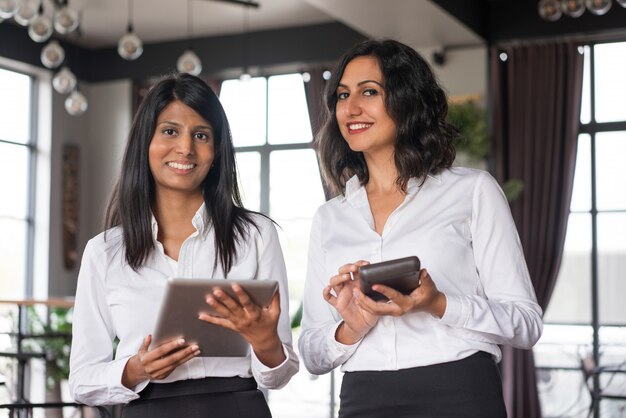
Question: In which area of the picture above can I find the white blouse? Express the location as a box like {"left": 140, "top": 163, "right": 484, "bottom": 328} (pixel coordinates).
{"left": 299, "top": 168, "right": 543, "bottom": 375}
{"left": 69, "top": 205, "right": 299, "bottom": 406}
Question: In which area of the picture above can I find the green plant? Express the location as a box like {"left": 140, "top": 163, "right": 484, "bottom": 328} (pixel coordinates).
{"left": 446, "top": 100, "right": 490, "bottom": 163}
{"left": 447, "top": 100, "right": 523, "bottom": 202}
{"left": 26, "top": 306, "right": 72, "bottom": 390}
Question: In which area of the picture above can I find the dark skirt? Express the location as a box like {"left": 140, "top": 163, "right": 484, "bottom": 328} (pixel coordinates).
{"left": 121, "top": 377, "right": 271, "bottom": 418}
{"left": 339, "top": 351, "right": 507, "bottom": 418}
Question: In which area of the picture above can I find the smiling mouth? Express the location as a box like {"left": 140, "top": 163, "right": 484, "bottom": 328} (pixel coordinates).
{"left": 347, "top": 122, "right": 373, "bottom": 133}
{"left": 167, "top": 162, "right": 196, "bottom": 170}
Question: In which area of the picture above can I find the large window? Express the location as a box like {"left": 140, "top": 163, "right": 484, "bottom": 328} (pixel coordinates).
{"left": 0, "top": 67, "right": 36, "bottom": 299}
{"left": 535, "top": 41, "right": 626, "bottom": 418}
{"left": 220, "top": 73, "right": 330, "bottom": 417}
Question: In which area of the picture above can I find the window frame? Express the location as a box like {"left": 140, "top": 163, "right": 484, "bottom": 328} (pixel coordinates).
{"left": 0, "top": 65, "right": 37, "bottom": 298}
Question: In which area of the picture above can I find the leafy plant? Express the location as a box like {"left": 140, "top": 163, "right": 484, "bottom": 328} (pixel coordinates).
{"left": 446, "top": 100, "right": 490, "bottom": 163}
{"left": 447, "top": 99, "right": 523, "bottom": 202}
{"left": 26, "top": 306, "right": 72, "bottom": 390}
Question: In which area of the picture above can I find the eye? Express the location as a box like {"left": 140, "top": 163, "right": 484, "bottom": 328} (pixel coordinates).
{"left": 162, "top": 128, "right": 177, "bottom": 136}
{"left": 194, "top": 132, "right": 211, "bottom": 142}
{"left": 337, "top": 91, "right": 349, "bottom": 100}
{"left": 363, "top": 88, "right": 379, "bottom": 97}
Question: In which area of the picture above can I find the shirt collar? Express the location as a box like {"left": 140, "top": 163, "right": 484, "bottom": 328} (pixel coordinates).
{"left": 344, "top": 172, "right": 442, "bottom": 202}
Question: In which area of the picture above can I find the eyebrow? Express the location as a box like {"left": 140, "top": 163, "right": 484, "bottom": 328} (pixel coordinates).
{"left": 157, "top": 120, "right": 213, "bottom": 130}
{"left": 338, "top": 80, "right": 384, "bottom": 89}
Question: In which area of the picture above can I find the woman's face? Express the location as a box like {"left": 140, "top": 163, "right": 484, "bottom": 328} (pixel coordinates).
{"left": 335, "top": 55, "right": 397, "bottom": 157}
{"left": 148, "top": 100, "right": 215, "bottom": 198}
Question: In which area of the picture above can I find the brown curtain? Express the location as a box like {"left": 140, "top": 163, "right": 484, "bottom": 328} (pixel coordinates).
{"left": 490, "top": 42, "right": 584, "bottom": 418}
{"left": 303, "top": 68, "right": 332, "bottom": 200}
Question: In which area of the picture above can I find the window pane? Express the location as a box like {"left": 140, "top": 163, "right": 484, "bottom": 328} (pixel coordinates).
{"left": 570, "top": 134, "right": 591, "bottom": 212}
{"left": 0, "top": 142, "right": 29, "bottom": 218}
{"left": 0, "top": 219, "right": 27, "bottom": 299}
{"left": 220, "top": 77, "right": 267, "bottom": 147}
{"left": 537, "top": 368, "right": 591, "bottom": 417}
{"left": 594, "top": 42, "right": 626, "bottom": 123}
{"left": 269, "top": 149, "right": 324, "bottom": 220}
{"left": 595, "top": 131, "right": 626, "bottom": 211}
{"left": 235, "top": 151, "right": 261, "bottom": 212}
{"left": 269, "top": 149, "right": 325, "bottom": 294}
{"left": 580, "top": 45, "right": 591, "bottom": 124}
{"left": 598, "top": 213, "right": 626, "bottom": 325}
{"left": 268, "top": 74, "right": 312, "bottom": 145}
{"left": 544, "top": 213, "right": 591, "bottom": 323}
{"left": 0, "top": 68, "right": 31, "bottom": 144}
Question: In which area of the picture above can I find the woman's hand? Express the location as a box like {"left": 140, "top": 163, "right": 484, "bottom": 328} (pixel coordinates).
{"left": 198, "top": 284, "right": 286, "bottom": 368}
{"left": 353, "top": 269, "right": 447, "bottom": 318}
{"left": 324, "top": 261, "right": 379, "bottom": 345}
{"left": 122, "top": 335, "right": 200, "bottom": 388}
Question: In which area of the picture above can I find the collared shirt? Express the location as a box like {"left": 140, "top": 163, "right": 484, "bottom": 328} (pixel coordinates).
{"left": 299, "top": 168, "right": 543, "bottom": 374}
{"left": 69, "top": 205, "right": 299, "bottom": 406}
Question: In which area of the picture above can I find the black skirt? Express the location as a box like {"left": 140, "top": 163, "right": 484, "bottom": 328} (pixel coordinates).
{"left": 339, "top": 351, "right": 507, "bottom": 418}
{"left": 121, "top": 377, "right": 271, "bottom": 418}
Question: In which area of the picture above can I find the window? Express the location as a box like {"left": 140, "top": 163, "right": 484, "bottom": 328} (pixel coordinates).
{"left": 535, "top": 42, "right": 626, "bottom": 417}
{"left": 220, "top": 73, "right": 329, "bottom": 417}
{"left": 0, "top": 67, "right": 35, "bottom": 299}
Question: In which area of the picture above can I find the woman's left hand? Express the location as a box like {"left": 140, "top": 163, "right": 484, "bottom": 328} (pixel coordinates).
{"left": 198, "top": 284, "right": 286, "bottom": 367}
{"left": 353, "top": 269, "right": 447, "bottom": 318}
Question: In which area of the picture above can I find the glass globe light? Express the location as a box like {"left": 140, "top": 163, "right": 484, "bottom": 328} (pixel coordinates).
{"left": 14, "top": 0, "right": 39, "bottom": 26}
{"left": 0, "top": 0, "right": 18, "bottom": 19}
{"left": 65, "top": 90, "right": 88, "bottom": 116}
{"left": 28, "top": 14, "right": 53, "bottom": 42}
{"left": 54, "top": 5, "right": 78, "bottom": 34}
{"left": 118, "top": 31, "right": 143, "bottom": 61}
{"left": 585, "top": 0, "right": 612, "bottom": 14}
{"left": 52, "top": 67, "right": 77, "bottom": 94}
{"left": 538, "top": 0, "right": 563, "bottom": 20}
{"left": 617, "top": 0, "right": 626, "bottom": 7}
{"left": 560, "top": 0, "right": 586, "bottom": 16}
{"left": 301, "top": 72, "right": 311, "bottom": 83}
{"left": 41, "top": 40, "right": 65, "bottom": 69}
{"left": 177, "top": 50, "right": 202, "bottom": 76}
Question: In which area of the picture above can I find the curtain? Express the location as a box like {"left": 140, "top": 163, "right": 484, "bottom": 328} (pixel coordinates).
{"left": 490, "top": 42, "right": 584, "bottom": 418}
{"left": 303, "top": 68, "right": 332, "bottom": 200}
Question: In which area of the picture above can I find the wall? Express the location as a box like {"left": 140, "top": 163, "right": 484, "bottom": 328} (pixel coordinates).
{"left": 47, "top": 80, "right": 131, "bottom": 297}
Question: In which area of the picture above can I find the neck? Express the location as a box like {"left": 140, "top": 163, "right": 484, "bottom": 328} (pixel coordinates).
{"left": 153, "top": 189, "right": 204, "bottom": 234}
{"left": 363, "top": 149, "right": 400, "bottom": 194}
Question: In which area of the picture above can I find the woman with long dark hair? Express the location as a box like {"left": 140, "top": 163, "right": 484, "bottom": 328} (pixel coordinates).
{"left": 299, "top": 39, "right": 542, "bottom": 417}
{"left": 69, "top": 73, "right": 298, "bottom": 418}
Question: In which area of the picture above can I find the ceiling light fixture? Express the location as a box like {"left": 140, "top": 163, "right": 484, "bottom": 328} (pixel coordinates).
{"left": 118, "top": 0, "right": 143, "bottom": 60}
{"left": 239, "top": 7, "right": 251, "bottom": 81}
{"left": 14, "top": 0, "right": 39, "bottom": 26}
{"left": 0, "top": 0, "right": 18, "bottom": 19}
{"left": 539, "top": 0, "right": 624, "bottom": 20}
{"left": 53, "top": 0, "right": 79, "bottom": 35}
{"left": 28, "top": 3, "right": 53, "bottom": 42}
{"left": 177, "top": 0, "right": 202, "bottom": 76}
{"left": 41, "top": 39, "right": 65, "bottom": 68}
{"left": 52, "top": 66, "right": 77, "bottom": 94}
{"left": 65, "top": 87, "right": 88, "bottom": 116}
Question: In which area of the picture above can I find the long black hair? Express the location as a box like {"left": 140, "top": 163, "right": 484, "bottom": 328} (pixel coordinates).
{"left": 105, "top": 73, "right": 257, "bottom": 273}
{"left": 315, "top": 39, "right": 459, "bottom": 196}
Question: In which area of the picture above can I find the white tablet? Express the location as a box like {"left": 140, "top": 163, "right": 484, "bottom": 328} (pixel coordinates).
{"left": 151, "top": 278, "right": 278, "bottom": 357}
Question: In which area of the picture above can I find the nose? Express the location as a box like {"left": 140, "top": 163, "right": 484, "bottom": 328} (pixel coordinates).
{"left": 175, "top": 131, "right": 194, "bottom": 155}
{"left": 343, "top": 95, "right": 362, "bottom": 117}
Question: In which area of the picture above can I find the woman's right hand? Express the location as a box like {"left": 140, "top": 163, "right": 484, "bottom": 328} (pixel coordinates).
{"left": 121, "top": 335, "right": 200, "bottom": 388}
{"left": 324, "top": 261, "right": 379, "bottom": 345}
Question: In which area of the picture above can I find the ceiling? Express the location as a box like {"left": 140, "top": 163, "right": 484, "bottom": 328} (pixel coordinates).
{"left": 5, "top": 0, "right": 626, "bottom": 50}
{"left": 18, "top": 0, "right": 483, "bottom": 49}
{"left": 2, "top": 0, "right": 626, "bottom": 83}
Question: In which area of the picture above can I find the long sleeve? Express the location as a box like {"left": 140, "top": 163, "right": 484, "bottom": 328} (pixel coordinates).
{"left": 298, "top": 210, "right": 361, "bottom": 375}
{"left": 68, "top": 239, "right": 144, "bottom": 406}
{"left": 438, "top": 172, "right": 543, "bottom": 349}
{"left": 249, "top": 218, "right": 299, "bottom": 388}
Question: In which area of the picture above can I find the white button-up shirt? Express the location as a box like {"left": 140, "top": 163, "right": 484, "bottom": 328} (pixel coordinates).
{"left": 69, "top": 205, "right": 299, "bottom": 406}
{"left": 299, "top": 168, "right": 543, "bottom": 374}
